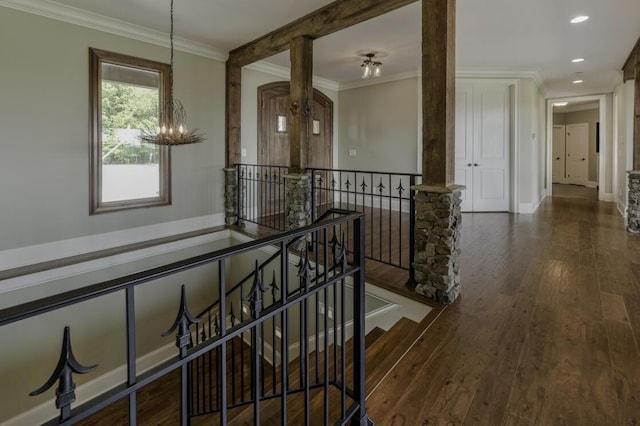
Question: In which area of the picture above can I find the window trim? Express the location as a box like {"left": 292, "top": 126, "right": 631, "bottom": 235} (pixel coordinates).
{"left": 89, "top": 48, "right": 172, "bottom": 215}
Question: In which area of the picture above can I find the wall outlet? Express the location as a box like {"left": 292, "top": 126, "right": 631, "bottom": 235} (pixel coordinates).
{"left": 348, "top": 149, "right": 357, "bottom": 157}
{"left": 241, "top": 148, "right": 247, "bottom": 157}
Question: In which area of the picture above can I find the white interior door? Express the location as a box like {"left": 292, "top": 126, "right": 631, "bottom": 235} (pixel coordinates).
{"left": 471, "top": 84, "right": 510, "bottom": 211}
{"left": 455, "top": 84, "right": 473, "bottom": 212}
{"left": 565, "top": 123, "right": 588, "bottom": 185}
{"left": 552, "top": 125, "right": 566, "bottom": 183}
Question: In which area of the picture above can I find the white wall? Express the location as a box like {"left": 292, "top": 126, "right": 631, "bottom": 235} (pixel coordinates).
{"left": 338, "top": 77, "right": 419, "bottom": 173}
{"left": 0, "top": 7, "right": 226, "bottom": 254}
{"left": 615, "top": 80, "right": 636, "bottom": 215}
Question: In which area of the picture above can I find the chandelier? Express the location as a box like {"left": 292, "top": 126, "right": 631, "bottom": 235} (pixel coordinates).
{"left": 140, "top": 0, "right": 205, "bottom": 145}
{"left": 361, "top": 53, "right": 382, "bottom": 79}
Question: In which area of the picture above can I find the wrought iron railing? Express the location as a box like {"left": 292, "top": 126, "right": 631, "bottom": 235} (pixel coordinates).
{"left": 234, "top": 164, "right": 420, "bottom": 284}
{"left": 237, "top": 163, "right": 289, "bottom": 230}
{"left": 0, "top": 211, "right": 369, "bottom": 425}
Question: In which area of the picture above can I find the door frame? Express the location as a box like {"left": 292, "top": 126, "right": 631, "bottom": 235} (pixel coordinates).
{"left": 257, "top": 81, "right": 333, "bottom": 169}
{"left": 418, "top": 77, "right": 520, "bottom": 212}
{"left": 546, "top": 94, "right": 608, "bottom": 200}
{"left": 552, "top": 124, "right": 567, "bottom": 184}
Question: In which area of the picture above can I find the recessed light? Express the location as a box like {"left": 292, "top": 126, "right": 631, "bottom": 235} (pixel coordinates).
{"left": 573, "top": 79, "right": 584, "bottom": 84}
{"left": 570, "top": 16, "right": 589, "bottom": 24}
{"left": 571, "top": 58, "right": 585, "bottom": 63}
{"left": 554, "top": 102, "right": 569, "bottom": 107}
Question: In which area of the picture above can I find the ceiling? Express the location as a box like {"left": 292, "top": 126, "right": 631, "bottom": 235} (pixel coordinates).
{"left": 8, "top": 0, "right": 640, "bottom": 97}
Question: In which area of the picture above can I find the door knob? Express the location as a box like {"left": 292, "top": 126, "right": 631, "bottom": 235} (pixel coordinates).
{"left": 466, "top": 163, "right": 472, "bottom": 167}
{"left": 473, "top": 163, "right": 479, "bottom": 167}
{"left": 556, "top": 157, "right": 560, "bottom": 160}
{"left": 581, "top": 158, "right": 586, "bottom": 161}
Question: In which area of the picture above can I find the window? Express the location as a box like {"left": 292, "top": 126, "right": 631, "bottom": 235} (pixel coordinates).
{"left": 90, "top": 48, "right": 171, "bottom": 214}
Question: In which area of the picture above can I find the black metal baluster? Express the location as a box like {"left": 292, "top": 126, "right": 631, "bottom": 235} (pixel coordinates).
{"left": 218, "top": 260, "right": 228, "bottom": 424}
{"left": 280, "top": 240, "right": 289, "bottom": 425}
{"left": 370, "top": 173, "right": 374, "bottom": 259}
{"left": 398, "top": 179, "right": 405, "bottom": 269}
{"left": 407, "top": 175, "right": 417, "bottom": 288}
{"left": 230, "top": 303, "right": 236, "bottom": 405}
{"left": 378, "top": 178, "right": 385, "bottom": 263}
{"left": 271, "top": 271, "right": 279, "bottom": 396}
{"left": 323, "top": 228, "right": 330, "bottom": 425}
{"left": 161, "top": 285, "right": 199, "bottom": 426}
{"left": 337, "top": 234, "right": 347, "bottom": 419}
{"left": 30, "top": 326, "right": 98, "bottom": 423}
{"left": 389, "top": 174, "right": 393, "bottom": 263}
{"left": 353, "top": 215, "right": 370, "bottom": 424}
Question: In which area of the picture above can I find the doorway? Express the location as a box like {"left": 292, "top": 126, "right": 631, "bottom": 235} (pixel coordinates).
{"left": 547, "top": 95, "right": 607, "bottom": 200}
{"left": 552, "top": 123, "right": 590, "bottom": 186}
{"left": 256, "top": 82, "right": 334, "bottom": 219}
{"left": 257, "top": 81, "right": 333, "bottom": 169}
{"left": 455, "top": 81, "right": 512, "bottom": 212}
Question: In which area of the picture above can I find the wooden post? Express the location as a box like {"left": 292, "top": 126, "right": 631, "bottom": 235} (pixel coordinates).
{"left": 226, "top": 62, "right": 242, "bottom": 168}
{"left": 289, "top": 36, "right": 313, "bottom": 173}
{"left": 634, "top": 61, "right": 640, "bottom": 169}
{"left": 421, "top": 0, "right": 456, "bottom": 186}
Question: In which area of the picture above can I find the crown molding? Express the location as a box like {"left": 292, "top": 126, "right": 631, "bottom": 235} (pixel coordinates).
{"left": 339, "top": 70, "right": 420, "bottom": 91}
{"left": 0, "top": 0, "right": 228, "bottom": 61}
{"left": 457, "top": 67, "right": 546, "bottom": 95}
{"left": 245, "top": 61, "right": 340, "bottom": 92}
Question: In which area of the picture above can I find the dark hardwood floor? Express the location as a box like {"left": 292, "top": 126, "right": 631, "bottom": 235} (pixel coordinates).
{"left": 79, "top": 193, "right": 640, "bottom": 424}
{"left": 367, "top": 195, "right": 640, "bottom": 425}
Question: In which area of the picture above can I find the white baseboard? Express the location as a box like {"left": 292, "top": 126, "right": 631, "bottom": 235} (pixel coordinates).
{"left": 600, "top": 192, "right": 616, "bottom": 202}
{"left": 586, "top": 181, "right": 598, "bottom": 188}
{"left": 618, "top": 201, "right": 627, "bottom": 218}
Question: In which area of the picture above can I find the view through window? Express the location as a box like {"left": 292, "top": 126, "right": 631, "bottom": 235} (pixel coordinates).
{"left": 90, "top": 48, "right": 171, "bottom": 213}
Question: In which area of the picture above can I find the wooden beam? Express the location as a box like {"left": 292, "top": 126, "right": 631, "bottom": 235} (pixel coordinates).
{"left": 634, "top": 61, "right": 640, "bottom": 169}
{"left": 289, "top": 36, "right": 313, "bottom": 173}
{"left": 623, "top": 36, "right": 640, "bottom": 82}
{"left": 228, "top": 0, "right": 418, "bottom": 67}
{"left": 422, "top": 0, "right": 456, "bottom": 186}
{"left": 226, "top": 62, "right": 241, "bottom": 168}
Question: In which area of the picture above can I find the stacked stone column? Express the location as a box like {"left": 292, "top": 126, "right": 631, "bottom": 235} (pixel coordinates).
{"left": 284, "top": 174, "right": 312, "bottom": 230}
{"left": 224, "top": 168, "right": 238, "bottom": 225}
{"left": 628, "top": 171, "right": 640, "bottom": 233}
{"left": 412, "top": 185, "right": 464, "bottom": 304}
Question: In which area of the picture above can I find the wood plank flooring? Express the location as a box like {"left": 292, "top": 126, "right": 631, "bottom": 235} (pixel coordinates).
{"left": 367, "top": 195, "right": 640, "bottom": 425}
{"left": 75, "top": 191, "right": 640, "bottom": 425}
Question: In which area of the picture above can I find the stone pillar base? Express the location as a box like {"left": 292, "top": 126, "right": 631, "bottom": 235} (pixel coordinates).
{"left": 284, "top": 174, "right": 312, "bottom": 231}
{"left": 411, "top": 184, "right": 465, "bottom": 304}
{"left": 627, "top": 171, "right": 640, "bottom": 234}
{"left": 224, "top": 168, "right": 238, "bottom": 226}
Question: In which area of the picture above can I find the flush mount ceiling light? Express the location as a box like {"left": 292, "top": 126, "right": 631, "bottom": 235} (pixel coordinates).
{"left": 573, "top": 79, "right": 584, "bottom": 84}
{"left": 571, "top": 58, "right": 585, "bottom": 63}
{"left": 361, "top": 53, "right": 382, "bottom": 79}
{"left": 570, "top": 15, "right": 589, "bottom": 24}
{"left": 139, "top": 0, "right": 205, "bottom": 146}
{"left": 553, "top": 102, "right": 569, "bottom": 107}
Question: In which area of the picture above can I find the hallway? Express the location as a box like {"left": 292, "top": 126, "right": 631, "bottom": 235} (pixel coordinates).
{"left": 367, "top": 196, "right": 640, "bottom": 425}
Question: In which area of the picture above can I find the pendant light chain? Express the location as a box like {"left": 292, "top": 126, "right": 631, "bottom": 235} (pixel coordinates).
{"left": 170, "top": 0, "right": 175, "bottom": 105}
{"left": 138, "top": 0, "right": 205, "bottom": 145}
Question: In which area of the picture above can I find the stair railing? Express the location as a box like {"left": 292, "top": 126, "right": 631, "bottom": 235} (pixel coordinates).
{"left": 0, "top": 210, "right": 370, "bottom": 425}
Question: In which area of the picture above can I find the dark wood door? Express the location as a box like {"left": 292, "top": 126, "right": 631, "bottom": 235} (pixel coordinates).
{"left": 257, "top": 82, "right": 333, "bottom": 220}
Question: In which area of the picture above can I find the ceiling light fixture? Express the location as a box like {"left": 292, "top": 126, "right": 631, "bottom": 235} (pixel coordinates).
{"left": 553, "top": 102, "right": 569, "bottom": 107}
{"left": 573, "top": 79, "right": 584, "bottom": 84}
{"left": 570, "top": 15, "right": 589, "bottom": 24}
{"left": 361, "top": 53, "right": 382, "bottom": 79}
{"left": 571, "top": 58, "right": 585, "bottom": 63}
{"left": 140, "top": 0, "right": 205, "bottom": 146}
